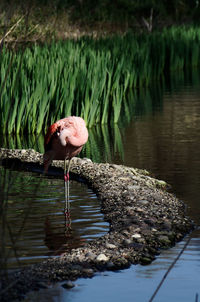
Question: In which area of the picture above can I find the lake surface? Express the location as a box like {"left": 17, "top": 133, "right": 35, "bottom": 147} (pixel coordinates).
{"left": 1, "top": 70, "right": 200, "bottom": 301}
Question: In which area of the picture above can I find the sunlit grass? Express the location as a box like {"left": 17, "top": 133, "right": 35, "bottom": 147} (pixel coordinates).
{"left": 0, "top": 26, "right": 200, "bottom": 133}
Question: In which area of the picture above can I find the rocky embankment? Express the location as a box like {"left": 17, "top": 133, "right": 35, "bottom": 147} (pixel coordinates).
{"left": 0, "top": 148, "right": 194, "bottom": 301}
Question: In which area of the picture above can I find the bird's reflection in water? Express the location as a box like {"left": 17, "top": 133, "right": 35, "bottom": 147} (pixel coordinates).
{"left": 44, "top": 213, "right": 85, "bottom": 256}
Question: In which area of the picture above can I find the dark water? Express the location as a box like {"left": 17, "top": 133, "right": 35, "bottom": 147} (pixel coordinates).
{"left": 0, "top": 169, "right": 108, "bottom": 272}
{"left": 1, "top": 70, "right": 200, "bottom": 300}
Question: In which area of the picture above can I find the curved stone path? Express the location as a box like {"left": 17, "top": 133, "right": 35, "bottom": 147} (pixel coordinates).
{"left": 0, "top": 148, "right": 194, "bottom": 301}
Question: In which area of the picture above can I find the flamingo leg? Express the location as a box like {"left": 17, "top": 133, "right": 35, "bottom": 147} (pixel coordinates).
{"left": 64, "top": 158, "right": 71, "bottom": 226}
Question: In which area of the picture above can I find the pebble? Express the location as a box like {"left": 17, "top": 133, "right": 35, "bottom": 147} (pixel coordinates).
{"left": 96, "top": 254, "right": 109, "bottom": 262}
{"left": 85, "top": 252, "right": 96, "bottom": 260}
{"left": 127, "top": 185, "right": 140, "bottom": 190}
{"left": 140, "top": 257, "right": 152, "bottom": 265}
{"left": 135, "top": 207, "right": 144, "bottom": 212}
{"left": 158, "top": 235, "right": 171, "bottom": 246}
{"left": 62, "top": 281, "right": 75, "bottom": 289}
{"left": 123, "top": 239, "right": 132, "bottom": 245}
{"left": 139, "top": 199, "right": 149, "bottom": 205}
{"left": 132, "top": 233, "right": 141, "bottom": 239}
{"left": 82, "top": 158, "right": 92, "bottom": 163}
{"left": 82, "top": 268, "right": 94, "bottom": 276}
{"left": 105, "top": 243, "right": 117, "bottom": 249}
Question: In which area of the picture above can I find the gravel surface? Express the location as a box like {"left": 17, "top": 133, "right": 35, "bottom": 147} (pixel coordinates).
{"left": 0, "top": 148, "right": 195, "bottom": 301}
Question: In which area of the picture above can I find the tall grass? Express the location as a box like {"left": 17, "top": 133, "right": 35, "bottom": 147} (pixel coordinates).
{"left": 0, "top": 124, "right": 125, "bottom": 163}
{"left": 1, "top": 26, "right": 200, "bottom": 133}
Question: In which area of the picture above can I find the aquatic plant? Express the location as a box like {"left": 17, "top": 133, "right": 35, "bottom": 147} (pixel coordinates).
{"left": 1, "top": 26, "right": 200, "bottom": 133}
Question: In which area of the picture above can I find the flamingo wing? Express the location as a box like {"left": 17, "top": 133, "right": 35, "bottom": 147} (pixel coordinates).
{"left": 44, "top": 122, "right": 59, "bottom": 150}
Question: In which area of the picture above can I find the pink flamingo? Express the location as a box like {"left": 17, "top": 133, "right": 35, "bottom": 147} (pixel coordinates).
{"left": 43, "top": 116, "right": 88, "bottom": 216}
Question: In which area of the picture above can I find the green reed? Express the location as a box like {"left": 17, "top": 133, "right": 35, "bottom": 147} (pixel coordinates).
{"left": 1, "top": 26, "right": 200, "bottom": 133}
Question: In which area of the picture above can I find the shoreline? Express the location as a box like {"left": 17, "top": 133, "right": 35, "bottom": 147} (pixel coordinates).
{"left": 0, "top": 148, "right": 195, "bottom": 301}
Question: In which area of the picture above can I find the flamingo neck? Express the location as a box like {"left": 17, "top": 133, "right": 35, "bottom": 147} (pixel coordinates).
{"left": 59, "top": 129, "right": 71, "bottom": 146}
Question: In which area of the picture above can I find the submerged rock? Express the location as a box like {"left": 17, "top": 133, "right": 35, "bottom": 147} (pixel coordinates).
{"left": 62, "top": 281, "right": 75, "bottom": 289}
{"left": 0, "top": 148, "right": 195, "bottom": 302}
